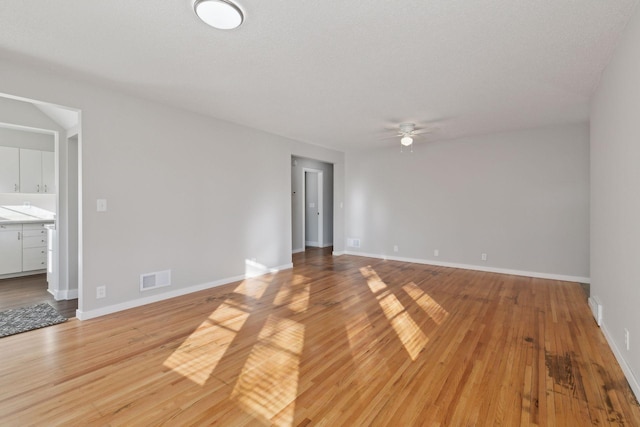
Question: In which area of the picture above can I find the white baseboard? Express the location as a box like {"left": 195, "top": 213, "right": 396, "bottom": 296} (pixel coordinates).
{"left": 0, "top": 269, "right": 46, "bottom": 280}
{"left": 601, "top": 322, "right": 640, "bottom": 400}
{"left": 294, "top": 244, "right": 332, "bottom": 254}
{"left": 48, "top": 288, "right": 79, "bottom": 301}
{"left": 332, "top": 250, "right": 345, "bottom": 256}
{"left": 305, "top": 241, "right": 319, "bottom": 247}
{"left": 343, "top": 251, "right": 590, "bottom": 284}
{"left": 76, "top": 262, "right": 293, "bottom": 320}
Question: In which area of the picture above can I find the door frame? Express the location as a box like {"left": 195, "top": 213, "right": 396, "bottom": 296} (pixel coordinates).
{"left": 302, "top": 167, "right": 323, "bottom": 249}
{"left": 0, "top": 92, "right": 82, "bottom": 313}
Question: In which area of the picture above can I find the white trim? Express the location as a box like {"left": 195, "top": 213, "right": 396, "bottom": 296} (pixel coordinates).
{"left": 332, "top": 251, "right": 345, "bottom": 256}
{"left": 0, "top": 121, "right": 57, "bottom": 135}
{"left": 601, "top": 323, "right": 640, "bottom": 400}
{"left": 305, "top": 240, "right": 319, "bottom": 247}
{"left": 0, "top": 270, "right": 46, "bottom": 280}
{"left": 48, "top": 288, "right": 79, "bottom": 301}
{"left": 343, "top": 251, "right": 590, "bottom": 283}
{"left": 321, "top": 242, "right": 333, "bottom": 248}
{"left": 292, "top": 248, "right": 305, "bottom": 254}
{"left": 75, "top": 262, "right": 293, "bottom": 320}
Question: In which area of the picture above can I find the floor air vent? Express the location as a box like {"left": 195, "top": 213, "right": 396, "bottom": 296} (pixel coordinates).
{"left": 140, "top": 270, "right": 171, "bottom": 292}
{"left": 588, "top": 296, "right": 603, "bottom": 326}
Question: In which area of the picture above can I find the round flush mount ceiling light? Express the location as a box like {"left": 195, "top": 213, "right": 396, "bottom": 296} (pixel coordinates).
{"left": 401, "top": 136, "right": 413, "bottom": 146}
{"left": 194, "top": 0, "right": 244, "bottom": 30}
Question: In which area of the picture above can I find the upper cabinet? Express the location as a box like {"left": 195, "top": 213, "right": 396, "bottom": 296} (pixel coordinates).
{"left": 42, "top": 151, "right": 55, "bottom": 194}
{"left": 19, "top": 149, "right": 42, "bottom": 193}
{"left": 0, "top": 146, "right": 19, "bottom": 193}
{"left": 0, "top": 147, "right": 55, "bottom": 194}
{"left": 19, "top": 149, "right": 55, "bottom": 193}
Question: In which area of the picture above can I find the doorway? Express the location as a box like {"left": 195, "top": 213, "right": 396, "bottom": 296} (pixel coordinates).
{"left": 291, "top": 156, "right": 333, "bottom": 253}
{"left": 0, "top": 93, "right": 82, "bottom": 317}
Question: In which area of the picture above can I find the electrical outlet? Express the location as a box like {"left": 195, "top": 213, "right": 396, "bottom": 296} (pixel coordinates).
{"left": 481, "top": 253, "right": 488, "bottom": 261}
{"left": 393, "top": 245, "right": 399, "bottom": 253}
{"left": 96, "top": 286, "right": 106, "bottom": 299}
{"left": 434, "top": 249, "right": 439, "bottom": 257}
{"left": 625, "top": 328, "right": 630, "bottom": 351}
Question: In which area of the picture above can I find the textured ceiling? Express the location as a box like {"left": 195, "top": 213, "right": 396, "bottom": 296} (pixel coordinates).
{"left": 0, "top": 1, "right": 637, "bottom": 151}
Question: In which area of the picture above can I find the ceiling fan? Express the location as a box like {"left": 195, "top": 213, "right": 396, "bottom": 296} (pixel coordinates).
{"left": 392, "top": 123, "right": 434, "bottom": 151}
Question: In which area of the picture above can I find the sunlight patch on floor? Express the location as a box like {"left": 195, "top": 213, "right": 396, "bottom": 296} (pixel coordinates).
{"left": 234, "top": 276, "right": 272, "bottom": 299}
{"left": 274, "top": 275, "right": 310, "bottom": 313}
{"left": 360, "top": 266, "right": 388, "bottom": 293}
{"left": 378, "top": 293, "right": 429, "bottom": 360}
{"left": 231, "top": 315, "right": 304, "bottom": 427}
{"left": 361, "top": 266, "right": 428, "bottom": 361}
{"left": 163, "top": 300, "right": 250, "bottom": 386}
{"left": 403, "top": 282, "right": 449, "bottom": 325}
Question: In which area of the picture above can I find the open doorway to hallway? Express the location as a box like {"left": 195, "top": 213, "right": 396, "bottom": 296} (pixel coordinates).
{"left": 291, "top": 156, "right": 334, "bottom": 253}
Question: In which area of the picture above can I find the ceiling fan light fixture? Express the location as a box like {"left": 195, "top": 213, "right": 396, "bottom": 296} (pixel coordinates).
{"left": 194, "top": 0, "right": 244, "bottom": 30}
{"left": 401, "top": 136, "right": 413, "bottom": 146}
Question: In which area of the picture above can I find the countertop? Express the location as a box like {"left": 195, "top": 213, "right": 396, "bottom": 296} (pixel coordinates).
{"left": 0, "top": 206, "right": 56, "bottom": 225}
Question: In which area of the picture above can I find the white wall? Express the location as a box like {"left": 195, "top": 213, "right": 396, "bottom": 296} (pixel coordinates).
{"left": 0, "top": 126, "right": 54, "bottom": 151}
{"left": 345, "top": 124, "right": 590, "bottom": 281}
{"left": 590, "top": 4, "right": 640, "bottom": 398}
{"left": 291, "top": 156, "right": 334, "bottom": 251}
{"left": 0, "top": 96, "right": 63, "bottom": 131}
{"left": 0, "top": 58, "right": 345, "bottom": 318}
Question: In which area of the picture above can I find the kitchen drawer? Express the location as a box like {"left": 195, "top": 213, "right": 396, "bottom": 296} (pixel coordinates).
{"left": 23, "top": 222, "right": 52, "bottom": 230}
{"left": 0, "top": 223, "right": 22, "bottom": 232}
{"left": 23, "top": 247, "right": 46, "bottom": 271}
{"left": 23, "top": 228, "right": 47, "bottom": 237}
{"left": 22, "top": 235, "right": 47, "bottom": 248}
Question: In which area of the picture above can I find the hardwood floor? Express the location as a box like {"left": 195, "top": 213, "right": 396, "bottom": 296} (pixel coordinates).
{"left": 0, "top": 248, "right": 638, "bottom": 425}
{"left": 0, "top": 274, "right": 77, "bottom": 318}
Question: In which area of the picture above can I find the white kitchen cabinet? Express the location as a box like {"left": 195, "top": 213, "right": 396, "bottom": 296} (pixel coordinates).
{"left": 0, "top": 224, "right": 22, "bottom": 275}
{"left": 0, "top": 146, "right": 20, "bottom": 193}
{"left": 45, "top": 224, "right": 57, "bottom": 294}
{"left": 19, "top": 149, "right": 55, "bottom": 193}
{"left": 22, "top": 224, "right": 48, "bottom": 272}
{"left": 42, "top": 151, "right": 55, "bottom": 194}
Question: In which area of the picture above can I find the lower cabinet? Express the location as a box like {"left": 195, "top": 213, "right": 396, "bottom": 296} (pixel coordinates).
{"left": 0, "top": 224, "right": 22, "bottom": 275}
{"left": 0, "top": 222, "right": 50, "bottom": 276}
{"left": 22, "top": 224, "right": 48, "bottom": 271}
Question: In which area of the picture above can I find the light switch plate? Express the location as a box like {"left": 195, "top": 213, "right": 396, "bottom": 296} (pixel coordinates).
{"left": 97, "top": 199, "right": 107, "bottom": 212}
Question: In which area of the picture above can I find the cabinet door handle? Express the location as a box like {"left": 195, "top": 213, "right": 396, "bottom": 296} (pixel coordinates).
{"left": 44, "top": 184, "right": 48, "bottom": 192}
{"left": 18, "top": 232, "right": 21, "bottom": 240}
{"left": 14, "top": 183, "right": 18, "bottom": 192}
{"left": 37, "top": 184, "right": 40, "bottom": 192}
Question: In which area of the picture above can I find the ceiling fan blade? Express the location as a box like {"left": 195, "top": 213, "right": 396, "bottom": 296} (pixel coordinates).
{"left": 379, "top": 134, "right": 403, "bottom": 140}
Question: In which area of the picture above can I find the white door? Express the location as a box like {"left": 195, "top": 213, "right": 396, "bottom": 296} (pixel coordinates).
{"left": 302, "top": 168, "right": 323, "bottom": 248}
